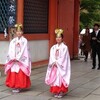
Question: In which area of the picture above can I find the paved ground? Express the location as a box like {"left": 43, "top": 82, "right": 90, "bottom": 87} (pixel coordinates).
{"left": 0, "top": 56, "right": 100, "bottom": 100}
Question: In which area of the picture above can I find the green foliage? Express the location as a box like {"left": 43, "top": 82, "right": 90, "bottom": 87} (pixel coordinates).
{"left": 80, "top": 0, "right": 100, "bottom": 30}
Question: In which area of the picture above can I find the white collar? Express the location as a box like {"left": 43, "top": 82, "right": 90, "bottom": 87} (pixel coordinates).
{"left": 95, "top": 30, "right": 99, "bottom": 36}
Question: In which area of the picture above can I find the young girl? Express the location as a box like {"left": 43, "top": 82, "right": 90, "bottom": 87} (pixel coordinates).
{"left": 5, "top": 24, "right": 31, "bottom": 93}
{"left": 45, "top": 29, "right": 71, "bottom": 98}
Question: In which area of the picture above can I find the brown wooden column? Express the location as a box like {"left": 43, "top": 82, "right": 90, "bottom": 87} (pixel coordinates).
{"left": 49, "top": 0, "right": 58, "bottom": 49}
{"left": 57, "top": 0, "right": 75, "bottom": 58}
{"left": 17, "top": 0, "right": 24, "bottom": 24}
{"left": 73, "top": 0, "right": 80, "bottom": 58}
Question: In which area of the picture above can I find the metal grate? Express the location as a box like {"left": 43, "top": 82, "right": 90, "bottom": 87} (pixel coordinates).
{"left": 0, "top": 0, "right": 16, "bottom": 33}
{"left": 0, "top": 0, "right": 8, "bottom": 33}
{"left": 24, "top": 0, "right": 49, "bottom": 33}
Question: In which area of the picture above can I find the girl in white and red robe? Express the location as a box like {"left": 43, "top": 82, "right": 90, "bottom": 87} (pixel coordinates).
{"left": 5, "top": 24, "right": 31, "bottom": 93}
{"left": 45, "top": 29, "right": 71, "bottom": 98}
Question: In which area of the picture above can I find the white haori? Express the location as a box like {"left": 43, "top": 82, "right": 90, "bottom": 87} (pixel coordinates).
{"left": 5, "top": 36, "right": 31, "bottom": 76}
{"left": 45, "top": 42, "right": 71, "bottom": 87}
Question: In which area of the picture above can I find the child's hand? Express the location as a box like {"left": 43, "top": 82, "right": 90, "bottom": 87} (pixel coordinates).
{"left": 52, "top": 62, "right": 57, "bottom": 67}
{"left": 13, "top": 59, "right": 19, "bottom": 62}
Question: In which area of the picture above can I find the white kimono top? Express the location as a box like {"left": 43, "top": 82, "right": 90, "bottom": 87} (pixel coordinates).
{"left": 45, "top": 42, "right": 71, "bottom": 87}
{"left": 5, "top": 36, "right": 31, "bottom": 76}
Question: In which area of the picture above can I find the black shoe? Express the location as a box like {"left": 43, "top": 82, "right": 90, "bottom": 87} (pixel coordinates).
{"left": 84, "top": 58, "right": 87, "bottom": 62}
{"left": 97, "top": 67, "right": 100, "bottom": 70}
{"left": 92, "top": 67, "right": 95, "bottom": 69}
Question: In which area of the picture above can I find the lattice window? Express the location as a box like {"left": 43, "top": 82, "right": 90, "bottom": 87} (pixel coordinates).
{"left": 0, "top": 0, "right": 16, "bottom": 33}
{"left": 0, "top": 0, "right": 8, "bottom": 33}
{"left": 24, "top": 0, "right": 49, "bottom": 33}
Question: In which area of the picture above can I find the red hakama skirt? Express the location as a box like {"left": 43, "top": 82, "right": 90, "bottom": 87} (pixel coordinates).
{"left": 50, "top": 83, "right": 68, "bottom": 94}
{"left": 5, "top": 69, "right": 31, "bottom": 89}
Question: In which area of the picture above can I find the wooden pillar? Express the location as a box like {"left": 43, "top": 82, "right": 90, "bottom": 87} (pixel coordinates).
{"left": 17, "top": 0, "right": 24, "bottom": 24}
{"left": 73, "top": 0, "right": 80, "bottom": 58}
{"left": 49, "top": 0, "right": 58, "bottom": 49}
{"left": 57, "top": 0, "right": 75, "bottom": 58}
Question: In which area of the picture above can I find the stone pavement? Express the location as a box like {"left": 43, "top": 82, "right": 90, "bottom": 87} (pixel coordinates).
{"left": 0, "top": 57, "right": 100, "bottom": 100}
